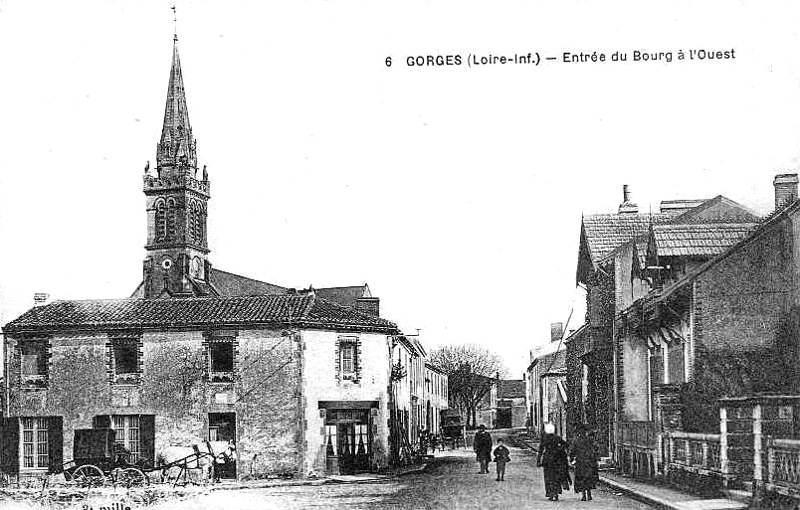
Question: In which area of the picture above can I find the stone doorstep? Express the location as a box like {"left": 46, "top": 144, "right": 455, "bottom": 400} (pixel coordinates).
{"left": 599, "top": 474, "right": 748, "bottom": 510}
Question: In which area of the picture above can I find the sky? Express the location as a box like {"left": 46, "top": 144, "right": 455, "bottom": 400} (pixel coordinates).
{"left": 1, "top": 1, "right": 800, "bottom": 377}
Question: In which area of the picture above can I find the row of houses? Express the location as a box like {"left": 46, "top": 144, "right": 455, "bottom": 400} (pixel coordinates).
{"left": 0, "top": 36, "right": 447, "bottom": 481}
{"left": 526, "top": 177, "right": 800, "bottom": 501}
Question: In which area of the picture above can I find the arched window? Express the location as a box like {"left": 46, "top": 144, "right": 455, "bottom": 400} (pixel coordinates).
{"left": 195, "top": 204, "right": 204, "bottom": 243}
{"left": 188, "top": 201, "right": 197, "bottom": 242}
{"left": 155, "top": 199, "right": 166, "bottom": 241}
{"left": 166, "top": 198, "right": 177, "bottom": 240}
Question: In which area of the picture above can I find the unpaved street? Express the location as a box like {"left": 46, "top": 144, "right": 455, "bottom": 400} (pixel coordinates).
{"left": 154, "top": 443, "right": 653, "bottom": 510}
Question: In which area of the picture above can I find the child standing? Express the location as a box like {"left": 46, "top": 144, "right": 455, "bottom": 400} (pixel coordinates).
{"left": 493, "top": 438, "right": 511, "bottom": 481}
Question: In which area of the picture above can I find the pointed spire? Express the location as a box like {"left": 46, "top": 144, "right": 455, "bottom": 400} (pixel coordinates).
{"left": 157, "top": 37, "right": 196, "bottom": 173}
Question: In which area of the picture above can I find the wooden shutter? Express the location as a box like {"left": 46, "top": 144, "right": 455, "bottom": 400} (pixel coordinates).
{"left": 139, "top": 414, "right": 155, "bottom": 469}
{"left": 0, "top": 417, "right": 20, "bottom": 475}
{"left": 47, "top": 416, "right": 63, "bottom": 473}
{"left": 93, "top": 415, "right": 111, "bottom": 429}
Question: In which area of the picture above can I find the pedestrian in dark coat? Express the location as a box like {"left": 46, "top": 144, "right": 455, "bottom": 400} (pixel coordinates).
{"left": 537, "top": 423, "right": 570, "bottom": 501}
{"left": 473, "top": 424, "right": 493, "bottom": 474}
{"left": 493, "top": 438, "right": 511, "bottom": 481}
{"left": 570, "top": 427, "right": 599, "bottom": 501}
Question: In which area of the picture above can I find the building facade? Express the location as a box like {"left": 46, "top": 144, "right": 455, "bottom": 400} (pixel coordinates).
{"left": 423, "top": 363, "right": 448, "bottom": 435}
{"left": 1, "top": 36, "right": 443, "bottom": 480}
{"left": 613, "top": 175, "right": 800, "bottom": 478}
{"left": 573, "top": 186, "right": 760, "bottom": 459}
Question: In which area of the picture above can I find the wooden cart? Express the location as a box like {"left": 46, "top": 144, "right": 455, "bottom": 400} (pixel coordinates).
{"left": 440, "top": 410, "right": 467, "bottom": 449}
{"left": 63, "top": 428, "right": 149, "bottom": 487}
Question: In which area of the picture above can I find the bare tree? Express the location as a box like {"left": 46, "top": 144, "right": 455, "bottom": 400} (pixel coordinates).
{"left": 429, "top": 344, "right": 507, "bottom": 428}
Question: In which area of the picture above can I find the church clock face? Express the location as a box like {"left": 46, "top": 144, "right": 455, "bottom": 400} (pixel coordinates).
{"left": 191, "top": 256, "right": 203, "bottom": 278}
{"left": 161, "top": 258, "right": 173, "bottom": 271}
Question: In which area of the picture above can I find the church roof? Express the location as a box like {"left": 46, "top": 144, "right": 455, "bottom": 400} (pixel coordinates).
{"left": 314, "top": 284, "right": 371, "bottom": 307}
{"left": 210, "top": 269, "right": 288, "bottom": 296}
{"left": 129, "top": 269, "right": 288, "bottom": 299}
{"left": 4, "top": 295, "right": 397, "bottom": 335}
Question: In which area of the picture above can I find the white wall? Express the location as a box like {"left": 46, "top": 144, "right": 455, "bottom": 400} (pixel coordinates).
{"left": 301, "top": 330, "right": 391, "bottom": 475}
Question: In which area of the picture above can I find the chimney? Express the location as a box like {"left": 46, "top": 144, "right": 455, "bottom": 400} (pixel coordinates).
{"left": 33, "top": 293, "right": 49, "bottom": 307}
{"left": 550, "top": 322, "right": 564, "bottom": 343}
{"left": 356, "top": 297, "right": 380, "bottom": 317}
{"left": 774, "top": 173, "right": 799, "bottom": 210}
{"left": 618, "top": 184, "right": 639, "bottom": 214}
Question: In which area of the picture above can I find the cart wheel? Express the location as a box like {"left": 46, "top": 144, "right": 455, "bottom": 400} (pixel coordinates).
{"left": 117, "top": 467, "right": 149, "bottom": 487}
{"left": 72, "top": 464, "right": 105, "bottom": 487}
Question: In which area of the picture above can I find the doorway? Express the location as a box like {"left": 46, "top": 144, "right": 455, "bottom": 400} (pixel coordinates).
{"left": 324, "top": 409, "right": 372, "bottom": 474}
{"left": 208, "top": 412, "right": 236, "bottom": 479}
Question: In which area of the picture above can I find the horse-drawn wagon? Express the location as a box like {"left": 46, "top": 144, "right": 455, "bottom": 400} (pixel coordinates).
{"left": 62, "top": 428, "right": 149, "bottom": 487}
{"left": 440, "top": 410, "right": 467, "bottom": 449}
{"left": 62, "top": 429, "right": 231, "bottom": 487}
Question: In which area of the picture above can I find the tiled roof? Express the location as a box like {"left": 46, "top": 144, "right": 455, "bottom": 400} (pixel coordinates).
{"left": 4, "top": 295, "right": 397, "bottom": 334}
{"left": 652, "top": 223, "right": 757, "bottom": 257}
{"left": 210, "top": 270, "right": 288, "bottom": 297}
{"left": 659, "top": 199, "right": 710, "bottom": 215}
{"left": 582, "top": 213, "right": 672, "bottom": 264}
{"left": 498, "top": 380, "right": 525, "bottom": 399}
{"left": 314, "top": 285, "right": 370, "bottom": 307}
{"left": 128, "top": 269, "right": 288, "bottom": 298}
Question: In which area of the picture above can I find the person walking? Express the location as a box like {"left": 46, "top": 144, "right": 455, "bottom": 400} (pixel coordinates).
{"left": 473, "top": 424, "right": 493, "bottom": 474}
{"left": 493, "top": 438, "right": 511, "bottom": 481}
{"left": 537, "top": 423, "right": 570, "bottom": 501}
{"left": 571, "top": 426, "right": 599, "bottom": 501}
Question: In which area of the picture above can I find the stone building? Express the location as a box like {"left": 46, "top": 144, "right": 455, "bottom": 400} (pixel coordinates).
{"left": 0, "top": 36, "right": 437, "bottom": 480}
{"left": 573, "top": 186, "right": 759, "bottom": 458}
{"left": 613, "top": 175, "right": 800, "bottom": 478}
{"left": 526, "top": 331, "right": 569, "bottom": 438}
{"left": 423, "top": 363, "right": 448, "bottom": 435}
{"left": 494, "top": 380, "right": 526, "bottom": 429}
{"left": 2, "top": 296, "right": 397, "bottom": 478}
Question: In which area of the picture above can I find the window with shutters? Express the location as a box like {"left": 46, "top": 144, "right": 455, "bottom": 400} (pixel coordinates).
{"left": 111, "top": 415, "right": 141, "bottom": 464}
{"left": 337, "top": 336, "right": 360, "bottom": 383}
{"left": 20, "top": 340, "right": 48, "bottom": 388}
{"left": 21, "top": 418, "right": 48, "bottom": 469}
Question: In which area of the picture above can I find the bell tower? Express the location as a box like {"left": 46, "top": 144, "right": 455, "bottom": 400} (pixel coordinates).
{"left": 142, "top": 34, "right": 211, "bottom": 298}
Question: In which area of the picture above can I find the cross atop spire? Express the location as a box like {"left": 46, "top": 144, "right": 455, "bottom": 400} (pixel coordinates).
{"left": 172, "top": 4, "right": 178, "bottom": 42}
{"left": 156, "top": 36, "right": 196, "bottom": 174}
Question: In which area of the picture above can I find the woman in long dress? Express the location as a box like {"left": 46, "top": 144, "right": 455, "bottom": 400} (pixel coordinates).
{"left": 571, "top": 426, "right": 599, "bottom": 501}
{"left": 537, "top": 423, "right": 570, "bottom": 501}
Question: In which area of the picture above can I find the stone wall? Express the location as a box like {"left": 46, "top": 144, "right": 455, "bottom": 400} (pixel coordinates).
{"left": 302, "top": 330, "right": 391, "bottom": 476}
{"left": 5, "top": 327, "right": 303, "bottom": 478}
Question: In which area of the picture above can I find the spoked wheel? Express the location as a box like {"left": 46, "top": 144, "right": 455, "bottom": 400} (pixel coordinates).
{"left": 114, "top": 467, "right": 149, "bottom": 487}
{"left": 72, "top": 464, "right": 106, "bottom": 487}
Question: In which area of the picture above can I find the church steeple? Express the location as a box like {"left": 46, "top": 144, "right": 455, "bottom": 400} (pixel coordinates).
{"left": 141, "top": 34, "right": 211, "bottom": 299}
{"left": 157, "top": 39, "right": 197, "bottom": 174}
